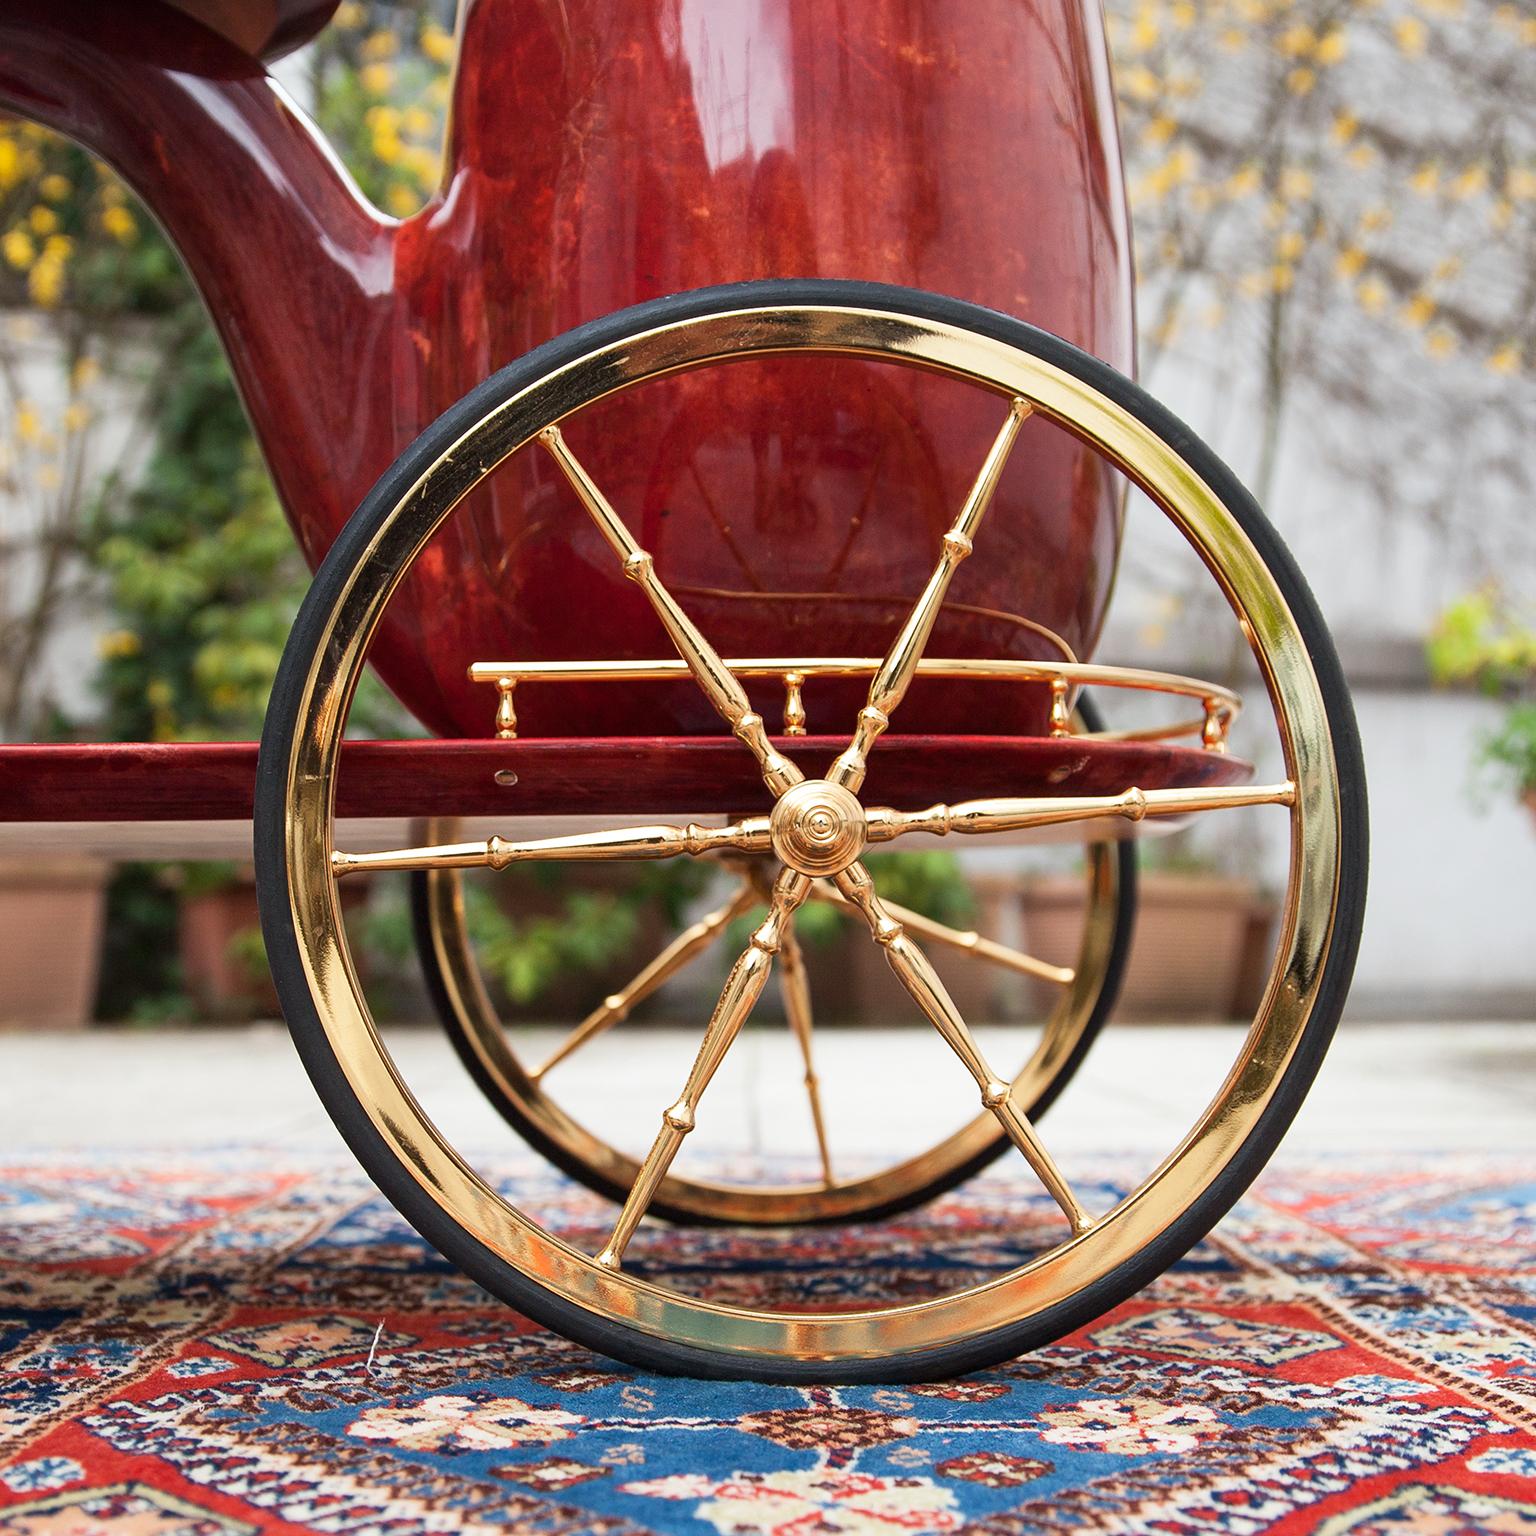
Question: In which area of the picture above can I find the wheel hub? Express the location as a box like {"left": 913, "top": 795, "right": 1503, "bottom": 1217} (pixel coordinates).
{"left": 769, "top": 778, "right": 867, "bottom": 876}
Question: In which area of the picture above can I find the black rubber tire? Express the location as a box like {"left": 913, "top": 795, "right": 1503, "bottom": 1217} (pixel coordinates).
{"left": 408, "top": 694, "right": 1137, "bottom": 1227}
{"left": 257, "top": 278, "right": 1367, "bottom": 1383}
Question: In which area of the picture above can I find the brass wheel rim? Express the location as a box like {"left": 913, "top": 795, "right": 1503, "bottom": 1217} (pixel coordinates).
{"left": 417, "top": 839, "right": 1121, "bottom": 1225}
{"left": 276, "top": 299, "right": 1341, "bottom": 1368}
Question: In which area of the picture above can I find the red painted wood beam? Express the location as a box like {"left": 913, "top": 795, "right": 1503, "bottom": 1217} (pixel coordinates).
{"left": 0, "top": 737, "right": 1252, "bottom": 823}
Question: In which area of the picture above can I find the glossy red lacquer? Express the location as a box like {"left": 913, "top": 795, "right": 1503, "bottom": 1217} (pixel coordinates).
{"left": 0, "top": 0, "right": 1131, "bottom": 743}
{"left": 0, "top": 738, "right": 1248, "bottom": 823}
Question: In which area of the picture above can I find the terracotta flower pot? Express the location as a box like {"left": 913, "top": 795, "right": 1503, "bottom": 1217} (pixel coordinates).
{"left": 179, "top": 878, "right": 279, "bottom": 1020}
{"left": 1019, "top": 871, "right": 1273, "bottom": 1023}
{"left": 792, "top": 877, "right": 1012, "bottom": 1025}
{"left": 0, "top": 856, "right": 109, "bottom": 1028}
{"left": 180, "top": 872, "right": 369, "bottom": 1021}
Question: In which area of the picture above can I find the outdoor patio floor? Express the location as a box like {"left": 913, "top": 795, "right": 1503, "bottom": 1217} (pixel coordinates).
{"left": 3, "top": 1019, "right": 1530, "bottom": 1160}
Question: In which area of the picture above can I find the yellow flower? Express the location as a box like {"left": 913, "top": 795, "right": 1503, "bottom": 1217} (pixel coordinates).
{"left": 1279, "top": 23, "right": 1315, "bottom": 55}
{"left": 1360, "top": 205, "right": 1392, "bottom": 232}
{"left": 385, "top": 182, "right": 419, "bottom": 218}
{"left": 1491, "top": 199, "right": 1514, "bottom": 231}
{"left": 1271, "top": 263, "right": 1295, "bottom": 293}
{"left": 27, "top": 205, "right": 58, "bottom": 236}
{"left": 1331, "top": 110, "right": 1358, "bottom": 144}
{"left": 1394, "top": 16, "right": 1427, "bottom": 53}
{"left": 27, "top": 258, "right": 64, "bottom": 308}
{"left": 1335, "top": 246, "right": 1367, "bottom": 279}
{"left": 1507, "top": 167, "right": 1536, "bottom": 200}
{"left": 1286, "top": 66, "right": 1316, "bottom": 94}
{"left": 1276, "top": 229, "right": 1305, "bottom": 261}
{"left": 2, "top": 228, "right": 35, "bottom": 269}
{"left": 1119, "top": 64, "right": 1161, "bottom": 102}
{"left": 403, "top": 145, "right": 440, "bottom": 184}
{"left": 333, "top": 0, "right": 364, "bottom": 26}
{"left": 1400, "top": 293, "right": 1435, "bottom": 329}
{"left": 1410, "top": 162, "right": 1439, "bottom": 195}
{"left": 39, "top": 172, "right": 71, "bottom": 202}
{"left": 401, "top": 105, "right": 435, "bottom": 139}
{"left": 371, "top": 124, "right": 403, "bottom": 164}
{"left": 42, "top": 234, "right": 73, "bottom": 261}
{"left": 1431, "top": 256, "right": 1462, "bottom": 283}
{"left": 1450, "top": 165, "right": 1487, "bottom": 198}
{"left": 63, "top": 401, "right": 90, "bottom": 433}
{"left": 1227, "top": 163, "right": 1261, "bottom": 197}
{"left": 1486, "top": 344, "right": 1520, "bottom": 375}
{"left": 1356, "top": 277, "right": 1389, "bottom": 313}
{"left": 361, "top": 29, "right": 398, "bottom": 60}
{"left": 72, "top": 356, "right": 100, "bottom": 390}
{"left": 36, "top": 462, "right": 61, "bottom": 490}
{"left": 1424, "top": 327, "right": 1456, "bottom": 358}
{"left": 420, "top": 23, "right": 456, "bottom": 64}
{"left": 1170, "top": 0, "right": 1195, "bottom": 25}
{"left": 359, "top": 62, "right": 395, "bottom": 95}
{"left": 1142, "top": 115, "right": 1177, "bottom": 146}
{"left": 101, "top": 205, "right": 137, "bottom": 243}
{"left": 97, "top": 630, "right": 142, "bottom": 660}
{"left": 15, "top": 402, "right": 40, "bottom": 442}
{"left": 145, "top": 679, "right": 173, "bottom": 708}
{"left": 1279, "top": 167, "right": 1313, "bottom": 200}
{"left": 0, "top": 138, "right": 19, "bottom": 190}
{"left": 1314, "top": 29, "right": 1348, "bottom": 64}
{"left": 1348, "top": 143, "right": 1376, "bottom": 169}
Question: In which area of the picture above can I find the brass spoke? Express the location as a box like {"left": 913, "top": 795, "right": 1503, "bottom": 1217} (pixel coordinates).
{"left": 532, "top": 881, "right": 759, "bottom": 1080}
{"left": 829, "top": 398, "right": 1031, "bottom": 793}
{"left": 810, "top": 880, "right": 1073, "bottom": 986}
{"left": 864, "top": 781, "right": 1297, "bottom": 845}
{"left": 833, "top": 860, "right": 1092, "bottom": 1236}
{"left": 596, "top": 866, "right": 812, "bottom": 1269}
{"left": 540, "top": 424, "right": 802, "bottom": 796}
{"left": 331, "top": 816, "right": 772, "bottom": 877}
{"left": 778, "top": 922, "right": 835, "bottom": 1188}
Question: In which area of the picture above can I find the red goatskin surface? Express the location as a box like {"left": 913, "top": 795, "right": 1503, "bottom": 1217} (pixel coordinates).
{"left": 0, "top": 0, "right": 1133, "bottom": 748}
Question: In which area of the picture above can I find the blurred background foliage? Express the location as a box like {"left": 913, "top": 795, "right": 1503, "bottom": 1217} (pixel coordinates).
{"left": 1427, "top": 588, "right": 1536, "bottom": 801}
{"left": 1111, "top": 0, "right": 1534, "bottom": 529}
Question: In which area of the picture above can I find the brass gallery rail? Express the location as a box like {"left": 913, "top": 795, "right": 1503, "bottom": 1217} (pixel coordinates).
{"left": 468, "top": 655, "right": 1243, "bottom": 749}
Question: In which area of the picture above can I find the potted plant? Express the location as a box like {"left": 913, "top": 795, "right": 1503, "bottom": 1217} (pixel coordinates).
{"left": 1428, "top": 587, "right": 1536, "bottom": 825}
{"left": 0, "top": 119, "right": 191, "bottom": 1026}
{"left": 704, "top": 851, "right": 994, "bottom": 1025}
{"left": 1019, "top": 847, "right": 1274, "bottom": 1022}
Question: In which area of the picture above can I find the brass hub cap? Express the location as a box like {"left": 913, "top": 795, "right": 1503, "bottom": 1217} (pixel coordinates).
{"left": 769, "top": 779, "right": 867, "bottom": 876}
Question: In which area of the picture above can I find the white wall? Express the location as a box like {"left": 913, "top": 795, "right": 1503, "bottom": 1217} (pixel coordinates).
{"left": 1094, "top": 334, "right": 1536, "bottom": 1020}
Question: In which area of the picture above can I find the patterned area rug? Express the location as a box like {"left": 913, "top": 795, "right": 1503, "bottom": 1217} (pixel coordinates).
{"left": 2, "top": 1151, "right": 1534, "bottom": 1535}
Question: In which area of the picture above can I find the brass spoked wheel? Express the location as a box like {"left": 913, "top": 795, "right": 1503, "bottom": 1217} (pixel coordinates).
{"left": 257, "top": 280, "right": 1366, "bottom": 1381}
{"left": 408, "top": 695, "right": 1136, "bottom": 1229}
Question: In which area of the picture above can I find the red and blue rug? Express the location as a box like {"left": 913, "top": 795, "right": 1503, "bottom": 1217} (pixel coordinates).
{"left": 2, "top": 1151, "right": 1534, "bottom": 1534}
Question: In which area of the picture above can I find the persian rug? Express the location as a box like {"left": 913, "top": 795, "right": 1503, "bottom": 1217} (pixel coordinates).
{"left": 1, "top": 1151, "right": 1534, "bottom": 1536}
